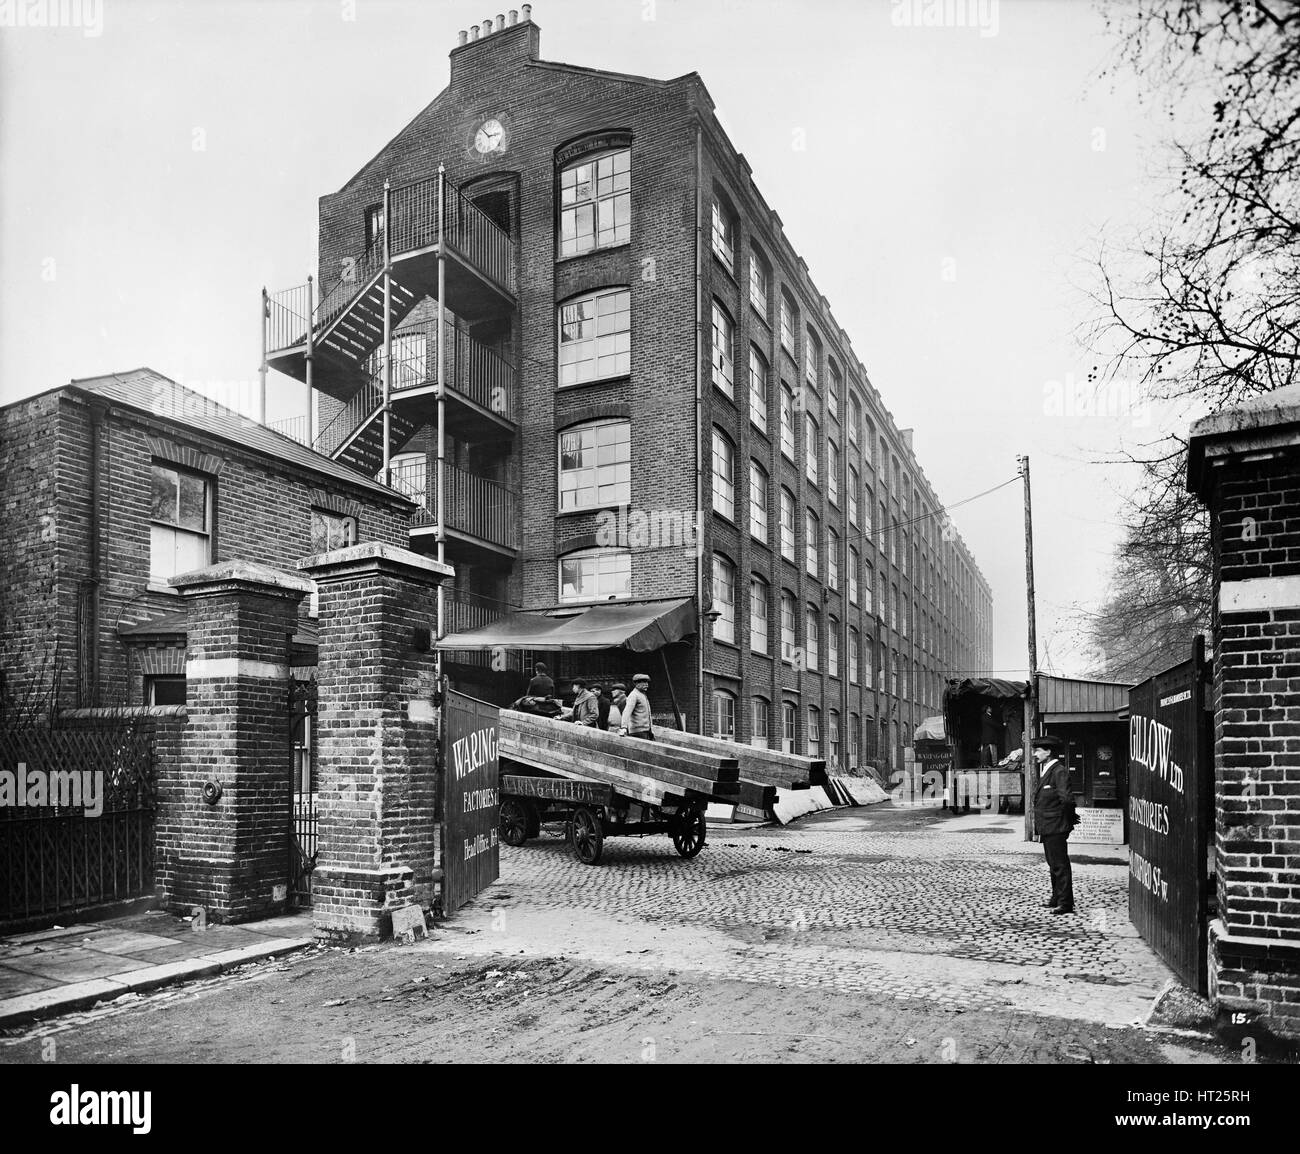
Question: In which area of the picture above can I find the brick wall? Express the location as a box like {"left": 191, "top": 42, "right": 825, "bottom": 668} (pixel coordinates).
{"left": 0, "top": 388, "right": 412, "bottom": 714}
{"left": 1197, "top": 445, "right": 1300, "bottom": 1038}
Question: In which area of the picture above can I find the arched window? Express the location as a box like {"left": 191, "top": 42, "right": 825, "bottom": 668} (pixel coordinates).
{"left": 848, "top": 629, "right": 860, "bottom": 684}
{"left": 828, "top": 441, "right": 840, "bottom": 505}
{"left": 750, "top": 574, "right": 769, "bottom": 653}
{"left": 828, "top": 617, "right": 840, "bottom": 678}
{"left": 711, "top": 427, "right": 736, "bottom": 519}
{"left": 779, "top": 487, "right": 796, "bottom": 560}
{"left": 828, "top": 528, "right": 839, "bottom": 591}
{"left": 712, "top": 688, "right": 737, "bottom": 740}
{"left": 559, "top": 147, "right": 630, "bottom": 257}
{"left": 804, "top": 605, "right": 820, "bottom": 671}
{"left": 807, "top": 706, "right": 822, "bottom": 757}
{"left": 557, "top": 419, "right": 631, "bottom": 510}
{"left": 829, "top": 710, "right": 841, "bottom": 768}
{"left": 749, "top": 461, "right": 769, "bottom": 542}
{"left": 558, "top": 287, "right": 631, "bottom": 386}
{"left": 827, "top": 360, "right": 841, "bottom": 419}
{"left": 711, "top": 553, "right": 736, "bottom": 644}
{"left": 779, "top": 385, "right": 796, "bottom": 459}
{"left": 751, "top": 697, "right": 770, "bottom": 749}
{"left": 780, "top": 291, "right": 797, "bottom": 355}
{"left": 748, "top": 347, "right": 768, "bottom": 432}
{"left": 749, "top": 246, "right": 771, "bottom": 316}
{"left": 805, "top": 328, "right": 821, "bottom": 391}
{"left": 782, "top": 701, "right": 798, "bottom": 754}
{"left": 848, "top": 466, "right": 860, "bottom": 526}
{"left": 848, "top": 547, "right": 860, "bottom": 605}
{"left": 711, "top": 197, "right": 736, "bottom": 274}
{"left": 558, "top": 547, "right": 630, "bottom": 603}
{"left": 780, "top": 590, "right": 797, "bottom": 663}
{"left": 711, "top": 300, "right": 735, "bottom": 398}
{"left": 805, "top": 414, "right": 819, "bottom": 486}
{"left": 805, "top": 509, "right": 820, "bottom": 578}
{"left": 849, "top": 713, "right": 860, "bottom": 764}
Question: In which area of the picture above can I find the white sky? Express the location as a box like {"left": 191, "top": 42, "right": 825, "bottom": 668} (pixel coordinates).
{"left": 0, "top": 0, "right": 1180, "bottom": 682}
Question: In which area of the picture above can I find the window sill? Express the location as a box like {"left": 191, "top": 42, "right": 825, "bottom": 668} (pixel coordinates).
{"left": 557, "top": 374, "right": 632, "bottom": 393}
{"left": 749, "top": 648, "right": 773, "bottom": 661}
{"left": 146, "top": 582, "right": 181, "bottom": 596}
{"left": 555, "top": 503, "right": 629, "bottom": 521}
{"left": 711, "top": 638, "right": 741, "bottom": 652}
{"left": 751, "top": 303, "right": 771, "bottom": 329}
{"left": 555, "top": 242, "right": 631, "bottom": 266}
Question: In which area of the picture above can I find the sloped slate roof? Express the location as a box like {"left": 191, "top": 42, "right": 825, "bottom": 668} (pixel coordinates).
{"left": 67, "top": 368, "right": 410, "bottom": 506}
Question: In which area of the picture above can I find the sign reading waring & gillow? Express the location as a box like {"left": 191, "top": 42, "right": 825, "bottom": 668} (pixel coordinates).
{"left": 440, "top": 690, "right": 500, "bottom": 914}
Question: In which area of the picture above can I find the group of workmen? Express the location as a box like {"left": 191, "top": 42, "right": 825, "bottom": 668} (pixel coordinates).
{"left": 523, "top": 662, "right": 655, "bottom": 740}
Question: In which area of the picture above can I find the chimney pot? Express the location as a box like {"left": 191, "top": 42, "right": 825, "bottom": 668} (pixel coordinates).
{"left": 482, "top": 18, "right": 493, "bottom": 36}
{"left": 471, "top": 25, "right": 480, "bottom": 39}
{"left": 509, "top": 9, "right": 518, "bottom": 24}
{"left": 522, "top": 4, "right": 531, "bottom": 21}
{"left": 458, "top": 29, "right": 468, "bottom": 45}
{"left": 496, "top": 13, "right": 505, "bottom": 31}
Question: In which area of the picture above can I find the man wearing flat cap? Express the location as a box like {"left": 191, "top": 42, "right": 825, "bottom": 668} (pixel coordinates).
{"left": 1032, "top": 735, "right": 1077, "bottom": 914}
{"left": 623, "top": 673, "right": 654, "bottom": 740}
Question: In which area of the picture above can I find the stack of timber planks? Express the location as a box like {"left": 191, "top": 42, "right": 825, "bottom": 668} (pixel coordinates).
{"left": 498, "top": 710, "right": 772, "bottom": 810}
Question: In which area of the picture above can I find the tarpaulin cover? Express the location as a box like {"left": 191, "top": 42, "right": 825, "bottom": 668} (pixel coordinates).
{"left": 436, "top": 597, "right": 696, "bottom": 653}
{"left": 943, "top": 677, "right": 1028, "bottom": 704}
{"left": 914, "top": 715, "right": 947, "bottom": 742}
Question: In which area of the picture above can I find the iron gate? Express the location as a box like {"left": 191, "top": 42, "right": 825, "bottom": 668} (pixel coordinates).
{"left": 288, "top": 677, "right": 317, "bottom": 907}
{"left": 1127, "top": 636, "right": 1215, "bottom": 993}
{"left": 1, "top": 722, "right": 157, "bottom": 923}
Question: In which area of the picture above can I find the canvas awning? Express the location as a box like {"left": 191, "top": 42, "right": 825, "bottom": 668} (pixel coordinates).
{"left": 437, "top": 597, "right": 696, "bottom": 653}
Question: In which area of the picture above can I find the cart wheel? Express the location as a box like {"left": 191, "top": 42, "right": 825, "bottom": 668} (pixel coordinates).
{"left": 570, "top": 806, "right": 604, "bottom": 865}
{"left": 672, "top": 805, "right": 707, "bottom": 859}
{"left": 500, "top": 799, "right": 530, "bottom": 847}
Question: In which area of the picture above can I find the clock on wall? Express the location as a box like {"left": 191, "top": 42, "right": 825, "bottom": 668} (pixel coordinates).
{"left": 472, "top": 117, "right": 507, "bottom": 157}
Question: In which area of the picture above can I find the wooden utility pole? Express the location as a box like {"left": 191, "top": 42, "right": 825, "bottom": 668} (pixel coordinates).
{"left": 1018, "top": 454, "right": 1038, "bottom": 842}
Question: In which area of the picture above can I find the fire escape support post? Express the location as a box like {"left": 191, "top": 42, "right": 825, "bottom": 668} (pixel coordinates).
{"left": 381, "top": 179, "right": 394, "bottom": 488}
{"left": 259, "top": 287, "right": 269, "bottom": 426}
{"left": 305, "top": 274, "right": 315, "bottom": 449}
{"left": 435, "top": 165, "right": 448, "bottom": 683}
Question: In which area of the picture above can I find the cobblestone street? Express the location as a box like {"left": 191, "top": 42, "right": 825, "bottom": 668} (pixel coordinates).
{"left": 433, "top": 801, "right": 1178, "bottom": 1027}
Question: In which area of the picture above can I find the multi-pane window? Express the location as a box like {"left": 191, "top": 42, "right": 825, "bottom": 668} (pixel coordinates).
{"left": 558, "top": 287, "right": 631, "bottom": 385}
{"left": 750, "top": 575, "right": 770, "bottom": 653}
{"left": 748, "top": 347, "right": 768, "bottom": 432}
{"left": 780, "top": 292, "right": 796, "bottom": 354}
{"left": 779, "top": 488, "right": 796, "bottom": 561}
{"left": 890, "top": 583, "right": 899, "bottom": 631}
{"left": 780, "top": 590, "right": 797, "bottom": 663}
{"left": 864, "top": 561, "right": 875, "bottom": 614}
{"left": 864, "top": 419, "right": 876, "bottom": 466}
{"left": 865, "top": 638, "right": 875, "bottom": 688}
{"left": 782, "top": 701, "right": 797, "bottom": 754}
{"left": 711, "top": 301, "right": 735, "bottom": 398}
{"left": 749, "top": 250, "right": 770, "bottom": 316}
{"left": 559, "top": 148, "right": 630, "bottom": 257}
{"left": 150, "top": 464, "right": 211, "bottom": 584}
{"left": 828, "top": 362, "right": 841, "bottom": 419}
{"left": 890, "top": 516, "right": 899, "bottom": 566}
{"left": 711, "top": 201, "right": 735, "bottom": 274}
{"left": 901, "top": 590, "right": 909, "bottom": 638}
{"left": 748, "top": 461, "right": 770, "bottom": 542}
{"left": 805, "top": 331, "right": 820, "bottom": 391}
{"left": 849, "top": 713, "right": 860, "bottom": 764}
{"left": 848, "top": 467, "right": 860, "bottom": 526}
{"left": 829, "top": 710, "right": 841, "bottom": 768}
{"left": 848, "top": 629, "right": 860, "bottom": 684}
{"left": 827, "top": 528, "right": 839, "bottom": 591}
{"left": 807, "top": 706, "right": 822, "bottom": 757}
{"left": 713, "top": 689, "right": 737, "bottom": 740}
{"left": 805, "top": 415, "right": 819, "bottom": 486}
{"left": 828, "top": 441, "right": 839, "bottom": 505}
{"left": 779, "top": 385, "right": 796, "bottom": 459}
{"left": 712, "top": 553, "right": 736, "bottom": 644}
{"left": 805, "top": 606, "right": 820, "bottom": 671}
{"left": 711, "top": 428, "right": 736, "bottom": 520}
{"left": 828, "top": 621, "right": 839, "bottom": 678}
{"left": 863, "top": 487, "right": 875, "bottom": 536}
{"left": 877, "top": 570, "right": 887, "bottom": 620}
{"left": 880, "top": 503, "right": 889, "bottom": 553}
{"left": 849, "top": 394, "right": 861, "bottom": 445}
{"left": 559, "top": 547, "right": 631, "bottom": 603}
{"left": 805, "top": 510, "right": 819, "bottom": 578}
{"left": 364, "top": 204, "right": 385, "bottom": 255}
{"left": 558, "top": 419, "right": 631, "bottom": 510}
{"left": 892, "top": 649, "right": 900, "bottom": 697}
{"left": 848, "top": 547, "right": 860, "bottom": 604}
{"left": 751, "top": 697, "right": 770, "bottom": 749}
{"left": 310, "top": 509, "right": 357, "bottom": 553}
{"left": 878, "top": 644, "right": 886, "bottom": 691}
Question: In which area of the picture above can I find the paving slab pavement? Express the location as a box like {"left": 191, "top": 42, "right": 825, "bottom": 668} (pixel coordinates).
{"left": 0, "top": 910, "right": 313, "bottom": 1027}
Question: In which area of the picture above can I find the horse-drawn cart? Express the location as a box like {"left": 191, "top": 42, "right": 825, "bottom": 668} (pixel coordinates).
{"left": 499, "top": 773, "right": 707, "bottom": 865}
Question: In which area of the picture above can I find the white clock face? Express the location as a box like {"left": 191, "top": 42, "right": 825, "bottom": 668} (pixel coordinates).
{"left": 474, "top": 118, "right": 505, "bottom": 154}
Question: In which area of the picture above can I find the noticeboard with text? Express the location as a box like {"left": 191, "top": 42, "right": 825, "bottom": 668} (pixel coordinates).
{"left": 441, "top": 690, "right": 500, "bottom": 914}
{"left": 1126, "top": 638, "right": 1213, "bottom": 994}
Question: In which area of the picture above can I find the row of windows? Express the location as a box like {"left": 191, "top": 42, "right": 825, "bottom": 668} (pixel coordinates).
{"left": 711, "top": 693, "right": 903, "bottom": 767}
{"left": 149, "top": 463, "right": 355, "bottom": 587}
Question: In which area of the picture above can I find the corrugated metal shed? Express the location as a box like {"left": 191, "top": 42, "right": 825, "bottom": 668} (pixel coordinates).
{"left": 1036, "top": 674, "right": 1129, "bottom": 721}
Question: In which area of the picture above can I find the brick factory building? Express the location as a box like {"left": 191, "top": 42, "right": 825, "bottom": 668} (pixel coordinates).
{"left": 261, "top": 8, "right": 994, "bottom": 772}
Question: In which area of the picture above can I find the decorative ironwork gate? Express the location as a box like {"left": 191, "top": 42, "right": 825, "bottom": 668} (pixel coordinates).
{"left": 1127, "top": 637, "right": 1215, "bottom": 993}
{"left": 288, "top": 677, "right": 318, "bottom": 907}
{"left": 1, "top": 722, "right": 157, "bottom": 923}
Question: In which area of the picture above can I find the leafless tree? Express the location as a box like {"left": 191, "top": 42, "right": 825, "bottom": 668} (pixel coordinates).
{"left": 1083, "top": 0, "right": 1300, "bottom": 679}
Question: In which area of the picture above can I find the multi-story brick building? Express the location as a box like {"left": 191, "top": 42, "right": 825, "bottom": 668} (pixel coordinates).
{"left": 261, "top": 9, "right": 994, "bottom": 771}
{"left": 0, "top": 368, "right": 413, "bottom": 714}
